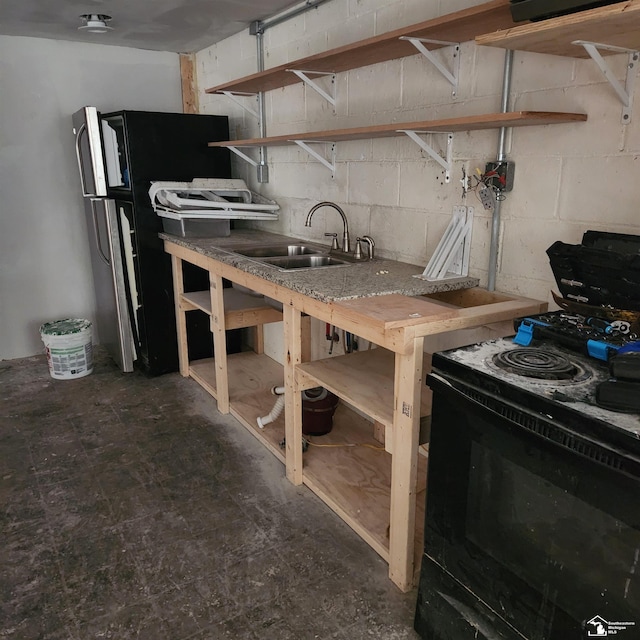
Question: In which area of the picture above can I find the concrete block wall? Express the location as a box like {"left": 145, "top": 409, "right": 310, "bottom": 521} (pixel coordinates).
{"left": 196, "top": 0, "right": 640, "bottom": 359}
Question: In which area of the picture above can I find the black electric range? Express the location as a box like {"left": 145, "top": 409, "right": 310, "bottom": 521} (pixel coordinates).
{"left": 415, "top": 334, "right": 640, "bottom": 640}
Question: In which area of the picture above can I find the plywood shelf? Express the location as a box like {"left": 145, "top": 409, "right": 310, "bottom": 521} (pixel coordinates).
{"left": 189, "top": 352, "right": 286, "bottom": 461}
{"left": 208, "top": 111, "right": 587, "bottom": 149}
{"left": 476, "top": 1, "right": 640, "bottom": 57}
{"left": 189, "top": 352, "right": 428, "bottom": 566}
{"left": 181, "top": 289, "right": 282, "bottom": 329}
{"left": 205, "top": 0, "right": 516, "bottom": 95}
{"left": 302, "top": 402, "right": 428, "bottom": 567}
{"left": 296, "top": 348, "right": 432, "bottom": 430}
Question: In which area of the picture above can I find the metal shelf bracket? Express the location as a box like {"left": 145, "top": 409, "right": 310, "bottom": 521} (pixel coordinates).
{"left": 399, "top": 37, "right": 460, "bottom": 97}
{"left": 218, "top": 91, "right": 260, "bottom": 120}
{"left": 227, "top": 146, "right": 259, "bottom": 167}
{"left": 398, "top": 130, "right": 454, "bottom": 182}
{"left": 287, "top": 69, "right": 337, "bottom": 106}
{"left": 292, "top": 140, "right": 336, "bottom": 175}
{"left": 416, "top": 205, "right": 474, "bottom": 281}
{"left": 573, "top": 40, "right": 639, "bottom": 124}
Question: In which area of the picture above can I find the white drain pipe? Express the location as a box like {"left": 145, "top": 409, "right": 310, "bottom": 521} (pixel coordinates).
{"left": 257, "top": 386, "right": 286, "bottom": 429}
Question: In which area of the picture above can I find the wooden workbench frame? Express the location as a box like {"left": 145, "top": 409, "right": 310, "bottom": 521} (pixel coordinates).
{"left": 164, "top": 238, "right": 546, "bottom": 591}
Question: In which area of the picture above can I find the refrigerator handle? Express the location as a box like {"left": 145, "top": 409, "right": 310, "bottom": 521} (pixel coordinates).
{"left": 90, "top": 199, "right": 111, "bottom": 266}
{"left": 75, "top": 122, "right": 97, "bottom": 198}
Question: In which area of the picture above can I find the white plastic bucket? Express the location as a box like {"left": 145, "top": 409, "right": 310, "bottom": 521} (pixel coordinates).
{"left": 40, "top": 318, "right": 93, "bottom": 380}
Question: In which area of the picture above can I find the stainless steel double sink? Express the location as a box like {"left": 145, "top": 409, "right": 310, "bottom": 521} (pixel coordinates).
{"left": 230, "top": 243, "right": 360, "bottom": 270}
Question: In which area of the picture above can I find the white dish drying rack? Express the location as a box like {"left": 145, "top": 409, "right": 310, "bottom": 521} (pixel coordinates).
{"left": 149, "top": 178, "right": 279, "bottom": 221}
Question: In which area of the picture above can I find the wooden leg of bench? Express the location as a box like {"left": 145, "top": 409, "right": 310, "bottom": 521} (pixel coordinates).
{"left": 301, "top": 315, "right": 311, "bottom": 363}
{"left": 284, "top": 305, "right": 303, "bottom": 486}
{"left": 254, "top": 324, "right": 265, "bottom": 354}
{"left": 170, "top": 256, "right": 189, "bottom": 377}
{"left": 210, "top": 275, "right": 229, "bottom": 414}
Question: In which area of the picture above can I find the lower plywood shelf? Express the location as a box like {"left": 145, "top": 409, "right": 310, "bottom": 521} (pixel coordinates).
{"left": 189, "top": 350, "right": 426, "bottom": 570}
{"left": 189, "top": 353, "right": 286, "bottom": 462}
{"left": 303, "top": 402, "right": 427, "bottom": 567}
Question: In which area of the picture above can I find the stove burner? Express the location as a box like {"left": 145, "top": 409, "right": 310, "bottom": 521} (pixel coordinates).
{"left": 492, "top": 348, "right": 580, "bottom": 380}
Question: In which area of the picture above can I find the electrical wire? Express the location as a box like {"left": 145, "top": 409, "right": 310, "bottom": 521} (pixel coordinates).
{"left": 467, "top": 168, "right": 506, "bottom": 208}
{"left": 303, "top": 437, "right": 385, "bottom": 451}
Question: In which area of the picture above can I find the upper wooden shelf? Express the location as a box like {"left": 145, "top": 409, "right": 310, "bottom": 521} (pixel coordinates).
{"left": 207, "top": 111, "right": 587, "bottom": 148}
{"left": 205, "top": 0, "right": 517, "bottom": 95}
{"left": 476, "top": 0, "right": 640, "bottom": 57}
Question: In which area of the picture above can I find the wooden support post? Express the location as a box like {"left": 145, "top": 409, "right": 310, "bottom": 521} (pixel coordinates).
{"left": 254, "top": 325, "right": 265, "bottom": 355}
{"left": 210, "top": 275, "right": 229, "bottom": 414}
{"left": 179, "top": 53, "right": 199, "bottom": 114}
{"left": 372, "top": 420, "right": 386, "bottom": 446}
{"left": 388, "top": 335, "right": 424, "bottom": 591}
{"left": 170, "top": 255, "right": 189, "bottom": 376}
{"left": 301, "top": 315, "right": 312, "bottom": 363}
{"left": 283, "top": 305, "right": 303, "bottom": 485}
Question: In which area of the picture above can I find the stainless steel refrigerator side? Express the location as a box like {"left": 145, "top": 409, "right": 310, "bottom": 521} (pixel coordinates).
{"left": 84, "top": 198, "right": 135, "bottom": 373}
{"left": 105, "top": 200, "right": 136, "bottom": 372}
{"left": 72, "top": 107, "right": 107, "bottom": 197}
{"left": 73, "top": 106, "right": 135, "bottom": 372}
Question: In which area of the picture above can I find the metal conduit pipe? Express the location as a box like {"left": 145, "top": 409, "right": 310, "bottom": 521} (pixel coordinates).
{"left": 255, "top": 30, "right": 269, "bottom": 183}
{"left": 250, "top": 0, "right": 332, "bottom": 182}
{"left": 487, "top": 49, "right": 514, "bottom": 292}
{"left": 253, "top": 0, "right": 331, "bottom": 33}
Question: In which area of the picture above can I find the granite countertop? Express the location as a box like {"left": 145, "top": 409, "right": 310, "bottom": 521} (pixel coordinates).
{"left": 161, "top": 230, "right": 479, "bottom": 303}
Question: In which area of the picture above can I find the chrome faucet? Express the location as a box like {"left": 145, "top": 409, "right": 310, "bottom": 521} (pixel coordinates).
{"left": 355, "top": 235, "right": 375, "bottom": 260}
{"left": 305, "top": 202, "right": 350, "bottom": 253}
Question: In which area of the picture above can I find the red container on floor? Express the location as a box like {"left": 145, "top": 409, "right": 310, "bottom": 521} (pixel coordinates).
{"left": 302, "top": 387, "right": 339, "bottom": 436}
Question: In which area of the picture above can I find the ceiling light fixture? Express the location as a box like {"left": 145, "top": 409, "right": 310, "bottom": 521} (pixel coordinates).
{"left": 78, "top": 14, "right": 114, "bottom": 34}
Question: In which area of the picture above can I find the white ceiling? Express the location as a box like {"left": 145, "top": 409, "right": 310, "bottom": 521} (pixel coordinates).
{"left": 0, "top": 0, "right": 306, "bottom": 53}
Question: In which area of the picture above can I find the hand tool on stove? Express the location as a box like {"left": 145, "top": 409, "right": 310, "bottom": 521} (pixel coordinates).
{"left": 586, "top": 316, "right": 614, "bottom": 334}
{"left": 610, "top": 320, "right": 631, "bottom": 334}
{"left": 513, "top": 313, "right": 640, "bottom": 361}
{"left": 551, "top": 291, "right": 640, "bottom": 333}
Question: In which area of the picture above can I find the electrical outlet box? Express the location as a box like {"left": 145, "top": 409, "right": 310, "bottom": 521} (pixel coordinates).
{"left": 485, "top": 161, "right": 515, "bottom": 192}
{"left": 478, "top": 184, "right": 495, "bottom": 210}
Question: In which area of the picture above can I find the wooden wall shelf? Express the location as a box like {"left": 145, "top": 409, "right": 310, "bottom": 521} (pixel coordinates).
{"left": 207, "top": 111, "right": 587, "bottom": 149}
{"left": 205, "top": 0, "right": 517, "bottom": 96}
{"left": 475, "top": 0, "right": 640, "bottom": 57}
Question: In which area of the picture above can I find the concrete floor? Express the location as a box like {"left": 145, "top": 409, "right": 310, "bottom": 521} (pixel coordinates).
{"left": 1, "top": 350, "right": 420, "bottom": 639}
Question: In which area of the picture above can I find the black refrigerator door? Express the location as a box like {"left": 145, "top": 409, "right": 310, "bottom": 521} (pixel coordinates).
{"left": 104, "top": 112, "right": 232, "bottom": 375}
{"left": 109, "top": 111, "right": 231, "bottom": 187}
